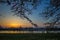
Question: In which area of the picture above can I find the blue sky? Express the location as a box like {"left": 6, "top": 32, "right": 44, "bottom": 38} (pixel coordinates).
{"left": 0, "top": 0, "right": 50, "bottom": 28}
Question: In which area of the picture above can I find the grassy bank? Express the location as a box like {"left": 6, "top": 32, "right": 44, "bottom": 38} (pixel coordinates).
{"left": 0, "top": 33, "right": 60, "bottom": 40}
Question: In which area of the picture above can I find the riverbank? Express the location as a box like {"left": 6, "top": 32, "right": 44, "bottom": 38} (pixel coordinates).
{"left": 0, "top": 33, "right": 60, "bottom": 40}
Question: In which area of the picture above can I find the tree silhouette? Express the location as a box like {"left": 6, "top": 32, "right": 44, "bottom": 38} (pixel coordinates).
{"left": 41, "top": 0, "right": 60, "bottom": 27}
{"left": 0, "top": 0, "right": 42, "bottom": 27}
{"left": 0, "top": 0, "right": 59, "bottom": 28}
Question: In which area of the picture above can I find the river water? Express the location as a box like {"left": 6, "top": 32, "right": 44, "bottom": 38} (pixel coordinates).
{"left": 0, "top": 31, "right": 60, "bottom": 33}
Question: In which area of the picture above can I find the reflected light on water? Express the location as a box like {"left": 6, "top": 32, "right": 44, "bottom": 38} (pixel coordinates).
{"left": 0, "top": 31, "right": 31, "bottom": 34}
{"left": 0, "top": 31, "right": 60, "bottom": 33}
{"left": 0, "top": 31, "right": 47, "bottom": 33}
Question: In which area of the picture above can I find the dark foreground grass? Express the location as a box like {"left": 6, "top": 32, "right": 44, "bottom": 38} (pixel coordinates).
{"left": 0, "top": 33, "right": 60, "bottom": 40}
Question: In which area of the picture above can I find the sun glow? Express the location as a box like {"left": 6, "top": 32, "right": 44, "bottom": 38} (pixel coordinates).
{"left": 8, "top": 23, "right": 21, "bottom": 28}
{"left": 0, "top": 16, "right": 33, "bottom": 28}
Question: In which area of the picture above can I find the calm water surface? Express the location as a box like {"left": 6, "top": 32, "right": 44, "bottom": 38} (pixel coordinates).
{"left": 0, "top": 31, "right": 60, "bottom": 33}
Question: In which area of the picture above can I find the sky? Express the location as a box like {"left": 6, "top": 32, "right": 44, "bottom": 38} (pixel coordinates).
{"left": 0, "top": 0, "right": 50, "bottom": 28}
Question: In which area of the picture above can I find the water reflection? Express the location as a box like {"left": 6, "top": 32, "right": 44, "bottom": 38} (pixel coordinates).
{"left": 0, "top": 31, "right": 31, "bottom": 33}
{"left": 0, "top": 31, "right": 60, "bottom": 33}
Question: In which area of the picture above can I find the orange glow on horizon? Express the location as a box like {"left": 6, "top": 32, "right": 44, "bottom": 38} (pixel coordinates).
{"left": 0, "top": 15, "right": 44, "bottom": 28}
{"left": 0, "top": 16, "right": 42, "bottom": 28}
{"left": 7, "top": 23, "right": 21, "bottom": 28}
{"left": 0, "top": 21, "right": 32, "bottom": 28}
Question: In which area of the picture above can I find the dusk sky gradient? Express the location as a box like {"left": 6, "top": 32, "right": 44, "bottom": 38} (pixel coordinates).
{"left": 0, "top": 0, "right": 50, "bottom": 28}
